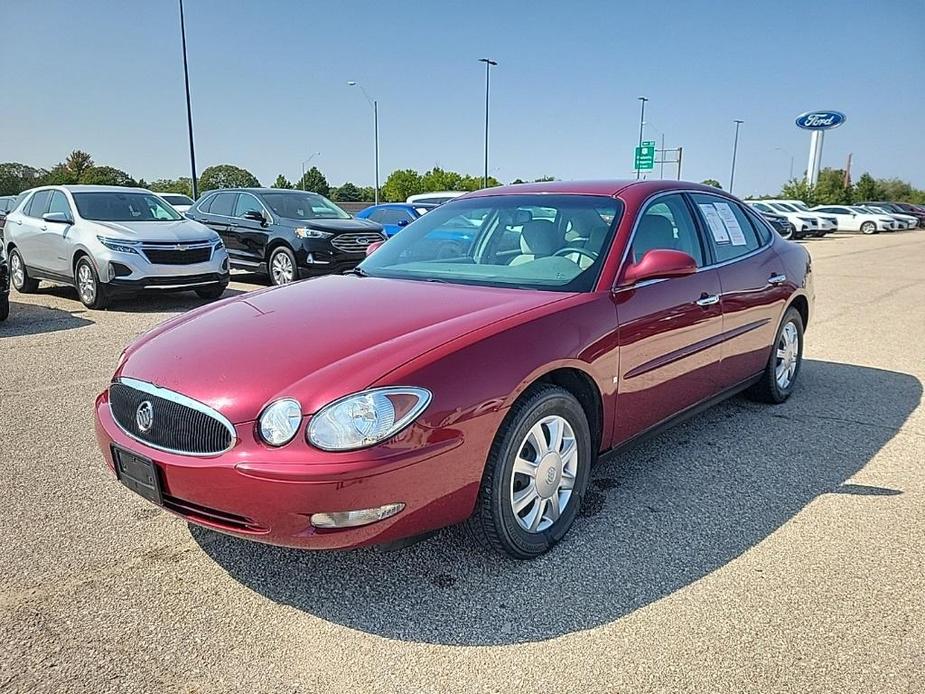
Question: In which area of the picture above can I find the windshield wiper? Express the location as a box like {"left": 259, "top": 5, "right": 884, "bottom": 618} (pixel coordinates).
{"left": 344, "top": 267, "right": 369, "bottom": 277}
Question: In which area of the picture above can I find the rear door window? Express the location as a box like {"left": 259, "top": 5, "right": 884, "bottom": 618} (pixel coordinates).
{"left": 691, "top": 193, "right": 762, "bottom": 263}
{"left": 25, "top": 190, "right": 53, "bottom": 218}
{"left": 208, "top": 192, "right": 237, "bottom": 217}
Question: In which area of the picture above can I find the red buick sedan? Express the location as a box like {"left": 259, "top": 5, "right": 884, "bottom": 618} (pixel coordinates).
{"left": 95, "top": 180, "right": 813, "bottom": 559}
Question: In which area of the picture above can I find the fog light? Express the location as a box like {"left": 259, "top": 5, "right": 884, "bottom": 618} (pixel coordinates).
{"left": 310, "top": 503, "right": 404, "bottom": 529}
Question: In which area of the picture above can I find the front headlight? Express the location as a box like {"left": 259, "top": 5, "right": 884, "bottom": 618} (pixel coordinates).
{"left": 258, "top": 398, "right": 302, "bottom": 446}
{"left": 294, "top": 227, "right": 333, "bottom": 239}
{"left": 307, "top": 387, "right": 431, "bottom": 451}
{"left": 97, "top": 236, "right": 141, "bottom": 254}
{"left": 212, "top": 237, "right": 224, "bottom": 250}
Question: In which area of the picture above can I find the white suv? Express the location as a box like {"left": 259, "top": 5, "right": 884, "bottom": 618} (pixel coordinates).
{"left": 765, "top": 200, "right": 837, "bottom": 235}
{"left": 812, "top": 205, "right": 897, "bottom": 234}
{"left": 4, "top": 185, "right": 230, "bottom": 309}
{"left": 746, "top": 201, "right": 821, "bottom": 239}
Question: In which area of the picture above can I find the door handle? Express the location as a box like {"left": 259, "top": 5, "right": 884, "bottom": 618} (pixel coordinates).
{"left": 696, "top": 293, "right": 720, "bottom": 307}
{"left": 40, "top": 225, "right": 48, "bottom": 231}
{"left": 768, "top": 273, "right": 787, "bottom": 285}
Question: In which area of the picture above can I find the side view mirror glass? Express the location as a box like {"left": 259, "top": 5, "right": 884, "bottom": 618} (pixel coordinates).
{"left": 397, "top": 219, "right": 410, "bottom": 227}
{"left": 619, "top": 249, "right": 697, "bottom": 287}
{"left": 243, "top": 210, "right": 266, "bottom": 223}
{"left": 43, "top": 211, "right": 73, "bottom": 225}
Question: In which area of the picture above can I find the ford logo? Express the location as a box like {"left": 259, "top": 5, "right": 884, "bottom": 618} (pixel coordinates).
{"left": 795, "top": 110, "right": 846, "bottom": 130}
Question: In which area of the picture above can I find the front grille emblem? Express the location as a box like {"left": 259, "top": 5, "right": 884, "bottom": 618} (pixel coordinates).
{"left": 136, "top": 401, "right": 154, "bottom": 432}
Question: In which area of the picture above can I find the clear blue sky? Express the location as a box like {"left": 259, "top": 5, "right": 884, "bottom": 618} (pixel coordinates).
{"left": 2, "top": 0, "right": 922, "bottom": 197}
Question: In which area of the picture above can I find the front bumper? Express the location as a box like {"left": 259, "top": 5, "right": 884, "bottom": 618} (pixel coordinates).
{"left": 97, "top": 244, "right": 230, "bottom": 285}
{"left": 108, "top": 271, "right": 229, "bottom": 292}
{"left": 294, "top": 239, "right": 372, "bottom": 277}
{"left": 94, "top": 390, "right": 490, "bottom": 549}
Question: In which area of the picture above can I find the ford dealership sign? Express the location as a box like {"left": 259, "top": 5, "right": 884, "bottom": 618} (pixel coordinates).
{"left": 795, "top": 111, "right": 846, "bottom": 130}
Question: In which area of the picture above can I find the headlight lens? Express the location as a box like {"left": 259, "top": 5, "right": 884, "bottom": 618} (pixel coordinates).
{"left": 97, "top": 236, "right": 141, "bottom": 254}
{"left": 213, "top": 237, "right": 224, "bottom": 250}
{"left": 258, "top": 398, "right": 302, "bottom": 446}
{"left": 294, "top": 227, "right": 333, "bottom": 239}
{"left": 307, "top": 387, "right": 431, "bottom": 451}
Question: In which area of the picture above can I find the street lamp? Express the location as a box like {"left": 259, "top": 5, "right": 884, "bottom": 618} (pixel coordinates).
{"left": 729, "top": 119, "right": 744, "bottom": 193}
{"left": 775, "top": 146, "right": 795, "bottom": 181}
{"left": 478, "top": 58, "right": 498, "bottom": 188}
{"left": 347, "top": 81, "right": 379, "bottom": 204}
{"left": 301, "top": 152, "right": 320, "bottom": 191}
{"left": 636, "top": 97, "right": 648, "bottom": 180}
{"left": 178, "top": 0, "right": 198, "bottom": 199}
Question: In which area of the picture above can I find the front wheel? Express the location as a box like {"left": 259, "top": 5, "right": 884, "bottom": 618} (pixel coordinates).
{"left": 9, "top": 249, "right": 39, "bottom": 293}
{"left": 861, "top": 221, "right": 877, "bottom": 235}
{"left": 466, "top": 385, "right": 593, "bottom": 559}
{"left": 75, "top": 256, "right": 110, "bottom": 309}
{"left": 268, "top": 246, "right": 298, "bottom": 286}
{"left": 746, "top": 307, "right": 804, "bottom": 404}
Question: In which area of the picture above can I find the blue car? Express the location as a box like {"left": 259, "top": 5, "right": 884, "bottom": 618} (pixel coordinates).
{"left": 355, "top": 203, "right": 423, "bottom": 238}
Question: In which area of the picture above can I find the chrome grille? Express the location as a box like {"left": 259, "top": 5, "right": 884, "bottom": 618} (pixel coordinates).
{"left": 331, "top": 232, "right": 384, "bottom": 254}
{"left": 141, "top": 241, "right": 213, "bottom": 266}
{"left": 109, "top": 378, "right": 235, "bottom": 456}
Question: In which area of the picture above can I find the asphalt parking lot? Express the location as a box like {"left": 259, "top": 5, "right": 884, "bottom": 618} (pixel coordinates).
{"left": 2, "top": 230, "right": 924, "bottom": 693}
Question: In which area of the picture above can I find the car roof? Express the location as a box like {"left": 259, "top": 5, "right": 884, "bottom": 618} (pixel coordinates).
{"left": 208, "top": 188, "right": 317, "bottom": 194}
{"left": 461, "top": 179, "right": 730, "bottom": 200}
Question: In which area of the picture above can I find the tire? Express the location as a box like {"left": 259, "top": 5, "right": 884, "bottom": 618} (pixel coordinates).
{"left": 861, "top": 221, "right": 877, "bottom": 235}
{"left": 267, "top": 246, "right": 298, "bottom": 286}
{"left": 813, "top": 231, "right": 826, "bottom": 238}
{"left": 74, "top": 256, "right": 110, "bottom": 309}
{"left": 195, "top": 282, "right": 227, "bottom": 300}
{"left": 466, "top": 385, "right": 593, "bottom": 559}
{"left": 9, "top": 249, "right": 39, "bottom": 293}
{"left": 779, "top": 227, "right": 793, "bottom": 241}
{"left": 0, "top": 293, "right": 8, "bottom": 322}
{"left": 746, "top": 307, "right": 804, "bottom": 404}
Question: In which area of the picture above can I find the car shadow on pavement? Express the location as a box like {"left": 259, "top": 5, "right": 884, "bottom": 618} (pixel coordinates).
{"left": 192, "top": 359, "right": 921, "bottom": 646}
{"left": 0, "top": 299, "right": 94, "bottom": 337}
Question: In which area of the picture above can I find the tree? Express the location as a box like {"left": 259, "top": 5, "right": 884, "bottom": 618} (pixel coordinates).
{"left": 273, "top": 174, "right": 293, "bottom": 189}
{"left": 533, "top": 176, "right": 556, "bottom": 182}
{"left": 0, "top": 163, "right": 47, "bottom": 195}
{"left": 877, "top": 177, "right": 921, "bottom": 203}
{"left": 701, "top": 179, "right": 723, "bottom": 189}
{"left": 331, "top": 182, "right": 361, "bottom": 202}
{"left": 511, "top": 178, "right": 526, "bottom": 184}
{"left": 149, "top": 178, "right": 193, "bottom": 197}
{"left": 79, "top": 166, "right": 136, "bottom": 187}
{"left": 295, "top": 166, "right": 329, "bottom": 196}
{"left": 382, "top": 169, "right": 423, "bottom": 202}
{"left": 199, "top": 164, "right": 260, "bottom": 192}
{"left": 780, "top": 178, "right": 816, "bottom": 206}
{"left": 853, "top": 173, "right": 881, "bottom": 203}
{"left": 813, "top": 168, "right": 853, "bottom": 205}
{"left": 358, "top": 186, "right": 376, "bottom": 201}
{"left": 43, "top": 163, "right": 79, "bottom": 186}
{"left": 64, "top": 150, "right": 94, "bottom": 181}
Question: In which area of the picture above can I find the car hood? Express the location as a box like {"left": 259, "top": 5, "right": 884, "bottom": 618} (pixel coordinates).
{"left": 116, "top": 275, "right": 571, "bottom": 423}
{"left": 92, "top": 219, "right": 216, "bottom": 242}
{"left": 279, "top": 217, "right": 383, "bottom": 234}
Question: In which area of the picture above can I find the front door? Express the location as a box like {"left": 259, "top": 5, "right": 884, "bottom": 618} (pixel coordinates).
{"left": 689, "top": 193, "right": 789, "bottom": 389}
{"left": 612, "top": 193, "right": 725, "bottom": 442}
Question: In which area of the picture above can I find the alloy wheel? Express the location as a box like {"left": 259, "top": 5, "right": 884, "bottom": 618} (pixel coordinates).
{"left": 271, "top": 251, "right": 294, "bottom": 285}
{"left": 509, "top": 415, "right": 579, "bottom": 533}
{"left": 77, "top": 263, "right": 96, "bottom": 304}
{"left": 10, "top": 253, "right": 24, "bottom": 289}
{"left": 775, "top": 321, "right": 799, "bottom": 390}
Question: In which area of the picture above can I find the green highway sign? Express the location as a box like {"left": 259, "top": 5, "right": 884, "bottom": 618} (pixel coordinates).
{"left": 635, "top": 140, "right": 656, "bottom": 171}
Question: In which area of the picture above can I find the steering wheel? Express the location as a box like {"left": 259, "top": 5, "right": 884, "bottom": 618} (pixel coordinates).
{"left": 553, "top": 247, "right": 598, "bottom": 263}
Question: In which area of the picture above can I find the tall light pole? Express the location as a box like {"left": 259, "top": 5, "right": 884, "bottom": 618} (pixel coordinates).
{"left": 729, "top": 119, "right": 744, "bottom": 193}
{"left": 178, "top": 0, "right": 198, "bottom": 199}
{"left": 300, "top": 152, "right": 320, "bottom": 191}
{"left": 775, "top": 146, "right": 794, "bottom": 181}
{"left": 636, "top": 97, "right": 648, "bottom": 180}
{"left": 478, "top": 58, "right": 498, "bottom": 188}
{"left": 347, "top": 81, "right": 379, "bottom": 204}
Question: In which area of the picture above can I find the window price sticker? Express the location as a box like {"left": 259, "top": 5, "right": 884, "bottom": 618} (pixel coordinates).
{"left": 713, "top": 202, "right": 748, "bottom": 246}
{"left": 698, "top": 204, "right": 730, "bottom": 244}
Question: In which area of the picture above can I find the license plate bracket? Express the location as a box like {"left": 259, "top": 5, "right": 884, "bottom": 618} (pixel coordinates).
{"left": 112, "top": 446, "right": 163, "bottom": 506}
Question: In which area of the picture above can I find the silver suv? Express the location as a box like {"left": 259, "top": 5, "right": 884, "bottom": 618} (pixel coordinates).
{"left": 4, "top": 185, "right": 230, "bottom": 309}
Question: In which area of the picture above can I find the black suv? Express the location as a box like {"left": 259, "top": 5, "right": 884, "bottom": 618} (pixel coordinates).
{"left": 0, "top": 245, "right": 10, "bottom": 322}
{"left": 187, "top": 188, "right": 384, "bottom": 285}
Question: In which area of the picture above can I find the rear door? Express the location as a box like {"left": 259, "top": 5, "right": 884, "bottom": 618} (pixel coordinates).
{"left": 189, "top": 192, "right": 235, "bottom": 240}
{"left": 15, "top": 190, "right": 53, "bottom": 269}
{"left": 815, "top": 206, "right": 856, "bottom": 230}
{"left": 612, "top": 193, "right": 725, "bottom": 441}
{"left": 689, "top": 193, "right": 789, "bottom": 389}
{"left": 41, "top": 190, "right": 77, "bottom": 276}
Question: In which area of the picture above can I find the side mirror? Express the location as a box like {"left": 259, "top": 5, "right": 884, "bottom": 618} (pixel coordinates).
{"left": 397, "top": 219, "right": 410, "bottom": 227}
{"left": 43, "top": 211, "right": 73, "bottom": 225}
{"left": 243, "top": 210, "right": 266, "bottom": 224}
{"left": 619, "top": 249, "right": 697, "bottom": 286}
{"left": 366, "top": 240, "right": 385, "bottom": 256}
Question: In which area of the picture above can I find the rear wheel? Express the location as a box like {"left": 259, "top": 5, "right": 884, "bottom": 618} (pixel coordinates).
{"left": 861, "top": 221, "right": 877, "bottom": 235}
{"left": 75, "top": 256, "right": 110, "bottom": 309}
{"left": 9, "top": 249, "right": 39, "bottom": 293}
{"left": 746, "top": 307, "right": 804, "bottom": 404}
{"left": 466, "top": 385, "right": 593, "bottom": 559}
{"left": 268, "top": 246, "right": 297, "bottom": 286}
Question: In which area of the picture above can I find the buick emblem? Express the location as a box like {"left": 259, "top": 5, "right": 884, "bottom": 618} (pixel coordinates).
{"left": 136, "top": 400, "right": 154, "bottom": 433}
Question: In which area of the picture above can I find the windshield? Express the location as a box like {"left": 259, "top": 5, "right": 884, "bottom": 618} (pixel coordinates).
{"left": 162, "top": 194, "right": 194, "bottom": 206}
{"left": 260, "top": 191, "right": 350, "bottom": 220}
{"left": 771, "top": 203, "right": 797, "bottom": 213}
{"left": 359, "top": 194, "right": 622, "bottom": 292}
{"left": 789, "top": 201, "right": 810, "bottom": 211}
{"left": 751, "top": 202, "right": 772, "bottom": 213}
{"left": 72, "top": 192, "right": 182, "bottom": 222}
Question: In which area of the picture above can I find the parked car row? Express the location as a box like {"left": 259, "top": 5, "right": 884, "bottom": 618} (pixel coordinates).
{"left": 746, "top": 197, "right": 925, "bottom": 236}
